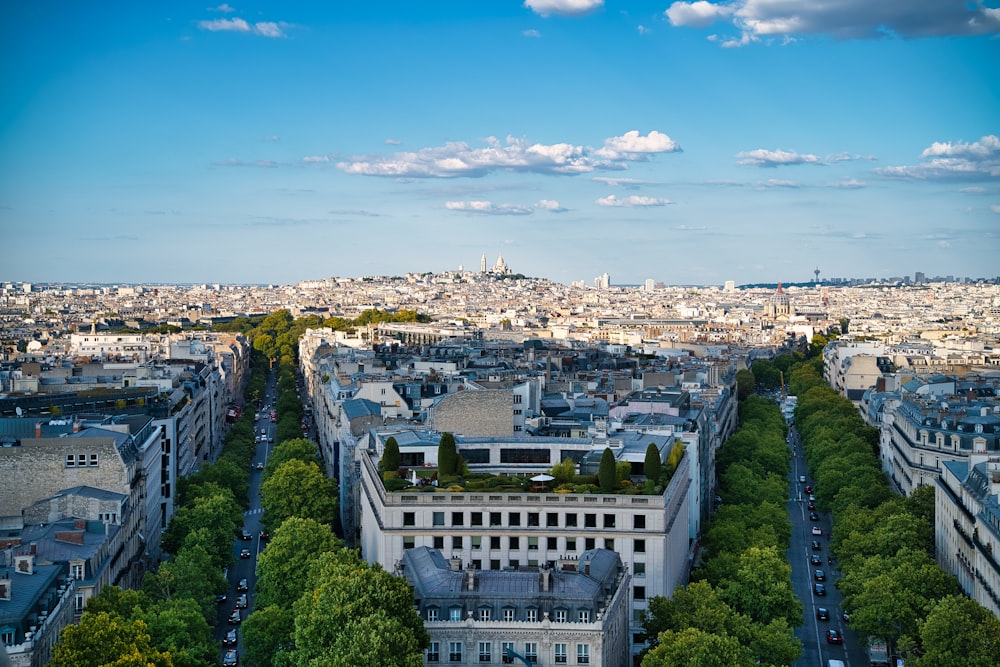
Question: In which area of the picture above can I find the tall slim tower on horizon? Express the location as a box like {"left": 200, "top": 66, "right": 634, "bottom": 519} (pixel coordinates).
{"left": 480, "top": 253, "right": 487, "bottom": 273}
{"left": 814, "top": 267, "right": 821, "bottom": 284}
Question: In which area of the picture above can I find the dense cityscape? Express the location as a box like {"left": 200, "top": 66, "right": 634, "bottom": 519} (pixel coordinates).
{"left": 1, "top": 266, "right": 999, "bottom": 666}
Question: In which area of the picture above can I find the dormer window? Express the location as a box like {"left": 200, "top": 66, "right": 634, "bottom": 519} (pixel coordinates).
{"left": 449, "top": 606, "right": 462, "bottom": 622}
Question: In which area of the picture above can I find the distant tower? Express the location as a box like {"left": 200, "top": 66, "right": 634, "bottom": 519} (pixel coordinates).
{"left": 481, "top": 253, "right": 487, "bottom": 273}
{"left": 813, "top": 267, "right": 820, "bottom": 284}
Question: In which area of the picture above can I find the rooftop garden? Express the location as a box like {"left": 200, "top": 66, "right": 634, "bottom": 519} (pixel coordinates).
{"left": 379, "top": 432, "right": 686, "bottom": 496}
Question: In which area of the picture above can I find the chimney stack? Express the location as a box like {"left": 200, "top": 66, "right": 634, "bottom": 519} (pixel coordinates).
{"left": 466, "top": 569, "right": 475, "bottom": 591}
{"left": 540, "top": 569, "right": 551, "bottom": 593}
{"left": 35, "top": 421, "right": 42, "bottom": 438}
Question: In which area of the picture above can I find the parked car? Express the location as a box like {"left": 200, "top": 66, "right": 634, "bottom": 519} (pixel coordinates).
{"left": 814, "top": 582, "right": 826, "bottom": 596}
{"left": 814, "top": 569, "right": 826, "bottom": 581}
{"left": 228, "top": 609, "right": 242, "bottom": 625}
{"left": 214, "top": 593, "right": 227, "bottom": 604}
{"left": 816, "top": 607, "right": 829, "bottom": 621}
{"left": 223, "top": 649, "right": 239, "bottom": 666}
{"left": 237, "top": 578, "right": 248, "bottom": 592}
{"left": 223, "top": 629, "right": 237, "bottom": 646}
{"left": 826, "top": 629, "right": 843, "bottom": 644}
{"left": 811, "top": 526, "right": 823, "bottom": 536}
{"left": 810, "top": 554, "right": 822, "bottom": 566}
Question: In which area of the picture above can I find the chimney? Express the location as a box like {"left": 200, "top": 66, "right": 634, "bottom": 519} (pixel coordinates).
{"left": 73, "top": 419, "right": 82, "bottom": 433}
{"left": 466, "top": 569, "right": 475, "bottom": 591}
{"left": 987, "top": 458, "right": 1000, "bottom": 498}
{"left": 35, "top": 421, "right": 42, "bottom": 438}
{"left": 540, "top": 569, "right": 551, "bottom": 593}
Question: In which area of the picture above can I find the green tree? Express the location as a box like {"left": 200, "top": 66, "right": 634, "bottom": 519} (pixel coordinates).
{"left": 381, "top": 436, "right": 401, "bottom": 473}
{"left": 256, "top": 516, "right": 342, "bottom": 609}
{"left": 917, "top": 595, "right": 1000, "bottom": 667}
{"left": 644, "top": 443, "right": 662, "bottom": 482}
{"left": 49, "top": 612, "right": 172, "bottom": 667}
{"left": 718, "top": 545, "right": 802, "bottom": 627}
{"left": 735, "top": 369, "right": 755, "bottom": 401}
{"left": 261, "top": 459, "right": 338, "bottom": 528}
{"left": 438, "top": 432, "right": 458, "bottom": 476}
{"left": 264, "top": 437, "right": 321, "bottom": 479}
{"left": 641, "top": 627, "right": 755, "bottom": 667}
{"left": 550, "top": 457, "right": 577, "bottom": 484}
{"left": 140, "top": 598, "right": 217, "bottom": 667}
{"left": 598, "top": 447, "right": 617, "bottom": 492}
{"left": 242, "top": 605, "right": 295, "bottom": 667}
{"left": 143, "top": 544, "right": 225, "bottom": 624}
{"left": 83, "top": 586, "right": 147, "bottom": 619}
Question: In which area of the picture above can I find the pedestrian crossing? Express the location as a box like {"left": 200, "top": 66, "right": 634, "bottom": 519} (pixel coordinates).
{"left": 244, "top": 508, "right": 263, "bottom": 516}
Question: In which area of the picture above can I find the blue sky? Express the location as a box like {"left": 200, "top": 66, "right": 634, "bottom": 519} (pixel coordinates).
{"left": 2, "top": 1, "right": 998, "bottom": 286}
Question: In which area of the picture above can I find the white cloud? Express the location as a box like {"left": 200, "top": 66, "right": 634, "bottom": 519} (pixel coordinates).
{"left": 213, "top": 158, "right": 278, "bottom": 168}
{"left": 198, "top": 16, "right": 287, "bottom": 37}
{"left": 960, "top": 186, "right": 987, "bottom": 193}
{"left": 829, "top": 179, "right": 867, "bottom": 189}
{"left": 535, "top": 199, "right": 567, "bottom": 212}
{"left": 596, "top": 194, "right": 672, "bottom": 207}
{"left": 523, "top": 29, "right": 542, "bottom": 37}
{"left": 302, "top": 156, "right": 330, "bottom": 163}
{"left": 211, "top": 4, "right": 236, "bottom": 13}
{"left": 877, "top": 134, "right": 1000, "bottom": 181}
{"left": 666, "top": 1, "right": 734, "bottom": 28}
{"left": 524, "top": 0, "right": 603, "bottom": 18}
{"left": 592, "top": 176, "right": 650, "bottom": 186}
{"left": 990, "top": 204, "right": 1000, "bottom": 214}
{"left": 595, "top": 130, "right": 681, "bottom": 159}
{"left": 445, "top": 200, "right": 534, "bottom": 215}
{"left": 762, "top": 178, "right": 798, "bottom": 188}
{"left": 338, "top": 131, "right": 681, "bottom": 179}
{"left": 666, "top": 0, "right": 1000, "bottom": 45}
{"left": 736, "top": 148, "right": 822, "bottom": 167}
{"left": 638, "top": 25, "right": 650, "bottom": 35}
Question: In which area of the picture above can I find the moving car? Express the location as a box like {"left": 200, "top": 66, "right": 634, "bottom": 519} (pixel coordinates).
{"left": 240, "top": 548, "right": 251, "bottom": 559}
{"left": 259, "top": 530, "right": 270, "bottom": 542}
{"left": 805, "top": 485, "right": 813, "bottom": 494}
{"left": 240, "top": 530, "right": 252, "bottom": 541}
{"left": 798, "top": 475, "right": 806, "bottom": 483}
{"left": 228, "top": 609, "right": 242, "bottom": 624}
{"left": 816, "top": 607, "right": 829, "bottom": 621}
{"left": 814, "top": 569, "right": 826, "bottom": 581}
{"left": 809, "top": 512, "right": 820, "bottom": 521}
{"left": 811, "top": 540, "right": 822, "bottom": 550}
{"left": 235, "top": 594, "right": 247, "bottom": 609}
{"left": 256, "top": 462, "right": 264, "bottom": 470}
{"left": 237, "top": 578, "right": 248, "bottom": 592}
{"left": 811, "top": 526, "right": 822, "bottom": 536}
{"left": 214, "top": 593, "right": 227, "bottom": 604}
{"left": 223, "top": 649, "right": 239, "bottom": 666}
{"left": 813, "top": 582, "right": 826, "bottom": 596}
{"left": 223, "top": 629, "right": 237, "bottom": 646}
{"left": 810, "top": 554, "right": 822, "bottom": 566}
{"left": 807, "top": 501, "right": 816, "bottom": 510}
{"left": 826, "top": 629, "right": 843, "bottom": 644}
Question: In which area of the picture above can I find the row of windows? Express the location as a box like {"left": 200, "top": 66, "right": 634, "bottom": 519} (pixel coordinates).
{"left": 415, "top": 511, "right": 646, "bottom": 530}
{"left": 65, "top": 453, "right": 99, "bottom": 468}
{"left": 427, "top": 606, "right": 592, "bottom": 623}
{"left": 426, "top": 641, "right": 589, "bottom": 664}
{"left": 409, "top": 534, "right": 646, "bottom": 555}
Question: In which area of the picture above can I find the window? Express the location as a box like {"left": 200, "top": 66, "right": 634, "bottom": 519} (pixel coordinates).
{"left": 554, "top": 609, "right": 567, "bottom": 622}
{"left": 449, "top": 641, "right": 463, "bottom": 662}
{"left": 634, "top": 515, "right": 645, "bottom": 529}
{"left": 514, "top": 394, "right": 523, "bottom": 404}
{"left": 491, "top": 559, "right": 501, "bottom": 570}
{"left": 427, "top": 642, "right": 440, "bottom": 662}
{"left": 89, "top": 454, "right": 99, "bottom": 466}
{"left": 434, "top": 536, "right": 444, "bottom": 549}
{"left": 65, "top": 454, "right": 76, "bottom": 467}
{"left": 74, "top": 593, "right": 85, "bottom": 612}
{"left": 584, "top": 514, "right": 596, "bottom": 528}
{"left": 634, "top": 538, "right": 645, "bottom": 553}
{"left": 452, "top": 536, "right": 463, "bottom": 550}
{"left": 403, "top": 536, "right": 415, "bottom": 549}
{"left": 450, "top": 607, "right": 463, "bottom": 622}
{"left": 576, "top": 644, "right": 590, "bottom": 664}
{"left": 403, "top": 512, "right": 415, "bottom": 526}
{"left": 502, "top": 643, "right": 515, "bottom": 663}
{"left": 547, "top": 513, "right": 559, "bottom": 527}
{"left": 509, "top": 536, "right": 520, "bottom": 549}
{"left": 578, "top": 610, "right": 590, "bottom": 622}
{"left": 452, "top": 512, "right": 464, "bottom": 526}
{"left": 490, "top": 512, "right": 502, "bottom": 527}
{"left": 547, "top": 537, "right": 558, "bottom": 550}
{"left": 471, "top": 512, "right": 483, "bottom": 526}
{"left": 479, "top": 642, "right": 491, "bottom": 662}
{"left": 585, "top": 538, "right": 595, "bottom": 550}
{"left": 526, "top": 607, "right": 538, "bottom": 622}
{"left": 503, "top": 607, "right": 516, "bottom": 622}
{"left": 433, "top": 512, "right": 445, "bottom": 526}
{"left": 527, "top": 512, "right": 539, "bottom": 527}
{"left": 634, "top": 562, "right": 645, "bottom": 577}
{"left": 554, "top": 643, "right": 568, "bottom": 664}
{"left": 71, "top": 563, "right": 84, "bottom": 580}
{"left": 472, "top": 536, "right": 482, "bottom": 550}
{"left": 491, "top": 536, "right": 501, "bottom": 549}
{"left": 565, "top": 514, "right": 578, "bottom": 527}
{"left": 509, "top": 512, "right": 521, "bottom": 527}
{"left": 525, "top": 642, "right": 538, "bottom": 664}
{"left": 427, "top": 607, "right": 439, "bottom": 621}
{"left": 603, "top": 513, "right": 615, "bottom": 528}
{"left": 566, "top": 538, "right": 576, "bottom": 551}
{"left": 528, "top": 537, "right": 538, "bottom": 550}
{"left": 2, "top": 629, "right": 15, "bottom": 646}
{"left": 479, "top": 607, "right": 491, "bottom": 621}
{"left": 634, "top": 585, "right": 646, "bottom": 600}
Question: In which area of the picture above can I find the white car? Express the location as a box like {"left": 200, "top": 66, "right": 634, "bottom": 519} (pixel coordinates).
{"left": 798, "top": 475, "right": 806, "bottom": 483}
{"left": 811, "top": 526, "right": 822, "bottom": 536}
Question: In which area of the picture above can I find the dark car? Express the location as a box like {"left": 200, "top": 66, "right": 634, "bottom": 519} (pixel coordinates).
{"left": 259, "top": 530, "right": 270, "bottom": 542}
{"left": 807, "top": 501, "right": 816, "bottom": 510}
{"left": 809, "top": 511, "right": 820, "bottom": 521}
{"left": 228, "top": 609, "right": 242, "bottom": 625}
{"left": 814, "top": 569, "right": 826, "bottom": 581}
{"left": 235, "top": 593, "right": 247, "bottom": 609}
{"left": 814, "top": 582, "right": 826, "bottom": 596}
{"left": 842, "top": 611, "right": 851, "bottom": 623}
{"left": 214, "top": 593, "right": 227, "bottom": 604}
{"left": 810, "top": 554, "right": 822, "bottom": 566}
{"left": 805, "top": 485, "right": 813, "bottom": 494}
{"left": 816, "top": 607, "right": 829, "bottom": 621}
{"left": 256, "top": 462, "right": 264, "bottom": 470}
{"left": 811, "top": 540, "right": 822, "bottom": 551}
{"left": 240, "top": 530, "right": 253, "bottom": 541}
{"left": 240, "top": 548, "right": 251, "bottom": 559}
{"left": 223, "top": 649, "right": 239, "bottom": 666}
{"left": 826, "top": 629, "right": 843, "bottom": 644}
{"left": 223, "top": 629, "right": 237, "bottom": 646}
{"left": 237, "top": 578, "right": 248, "bottom": 592}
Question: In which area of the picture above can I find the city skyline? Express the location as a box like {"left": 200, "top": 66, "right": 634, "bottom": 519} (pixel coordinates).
{"left": 1, "top": 1, "right": 998, "bottom": 286}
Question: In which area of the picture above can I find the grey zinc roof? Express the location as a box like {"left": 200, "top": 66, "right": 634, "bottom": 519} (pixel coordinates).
{"left": 342, "top": 398, "right": 381, "bottom": 420}
{"left": 0, "top": 562, "right": 64, "bottom": 630}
